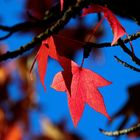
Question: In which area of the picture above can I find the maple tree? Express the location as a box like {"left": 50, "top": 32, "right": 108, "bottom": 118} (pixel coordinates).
{"left": 0, "top": 0, "right": 140, "bottom": 140}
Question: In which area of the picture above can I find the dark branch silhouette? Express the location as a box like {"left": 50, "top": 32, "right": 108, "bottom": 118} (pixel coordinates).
{"left": 99, "top": 123, "right": 140, "bottom": 136}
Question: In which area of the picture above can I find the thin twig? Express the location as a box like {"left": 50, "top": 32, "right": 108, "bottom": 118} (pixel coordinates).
{"left": 0, "top": 30, "right": 140, "bottom": 62}
{"left": 123, "top": 32, "right": 140, "bottom": 43}
{"left": 0, "top": 0, "right": 93, "bottom": 61}
{"left": 99, "top": 123, "right": 140, "bottom": 136}
{"left": 118, "top": 39, "right": 140, "bottom": 66}
{"left": 0, "top": 0, "right": 140, "bottom": 62}
{"left": 0, "top": 4, "right": 61, "bottom": 40}
{"left": 114, "top": 56, "right": 140, "bottom": 72}
{"left": 85, "top": 31, "right": 140, "bottom": 48}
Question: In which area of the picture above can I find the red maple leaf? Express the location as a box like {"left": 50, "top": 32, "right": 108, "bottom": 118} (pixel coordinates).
{"left": 51, "top": 61, "right": 111, "bottom": 126}
{"left": 82, "top": 4, "right": 126, "bottom": 45}
{"left": 30, "top": 36, "right": 57, "bottom": 90}
{"left": 30, "top": 36, "right": 73, "bottom": 91}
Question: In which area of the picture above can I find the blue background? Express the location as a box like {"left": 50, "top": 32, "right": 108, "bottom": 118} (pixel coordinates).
{"left": 0, "top": 0, "right": 140, "bottom": 140}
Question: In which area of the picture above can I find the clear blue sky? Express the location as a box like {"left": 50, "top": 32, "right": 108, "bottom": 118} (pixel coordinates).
{"left": 0, "top": 1, "right": 140, "bottom": 140}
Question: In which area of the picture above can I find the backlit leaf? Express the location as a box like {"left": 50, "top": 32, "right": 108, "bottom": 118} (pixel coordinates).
{"left": 82, "top": 4, "right": 126, "bottom": 45}
{"left": 51, "top": 61, "right": 111, "bottom": 126}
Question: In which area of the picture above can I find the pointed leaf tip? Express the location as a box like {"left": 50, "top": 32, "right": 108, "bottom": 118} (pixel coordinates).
{"left": 36, "top": 44, "right": 49, "bottom": 91}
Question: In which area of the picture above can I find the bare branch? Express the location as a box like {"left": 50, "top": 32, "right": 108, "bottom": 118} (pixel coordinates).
{"left": 0, "top": 0, "right": 93, "bottom": 61}
{"left": 118, "top": 39, "right": 140, "bottom": 66}
{"left": 114, "top": 56, "right": 140, "bottom": 72}
{"left": 0, "top": 4, "right": 61, "bottom": 40}
{"left": 99, "top": 123, "right": 140, "bottom": 136}
{"left": 1, "top": 30, "right": 140, "bottom": 62}
{"left": 1, "top": 0, "right": 140, "bottom": 63}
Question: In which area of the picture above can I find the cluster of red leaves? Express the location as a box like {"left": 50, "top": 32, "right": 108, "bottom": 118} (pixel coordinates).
{"left": 31, "top": 4, "right": 126, "bottom": 126}
{"left": 32, "top": 36, "right": 111, "bottom": 126}
{"left": 24, "top": 0, "right": 103, "bottom": 60}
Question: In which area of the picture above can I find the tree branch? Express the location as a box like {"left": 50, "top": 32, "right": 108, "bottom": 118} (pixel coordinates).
{"left": 1, "top": 30, "right": 140, "bottom": 62}
{"left": 85, "top": 31, "right": 140, "bottom": 48}
{"left": 118, "top": 39, "right": 140, "bottom": 66}
{"left": 0, "top": 0, "right": 94, "bottom": 61}
{"left": 1, "top": 0, "right": 140, "bottom": 63}
{"left": 99, "top": 123, "right": 140, "bottom": 136}
{"left": 114, "top": 56, "right": 140, "bottom": 72}
{"left": 0, "top": 4, "right": 61, "bottom": 40}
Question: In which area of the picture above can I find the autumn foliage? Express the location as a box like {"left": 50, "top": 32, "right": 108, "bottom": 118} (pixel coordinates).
{"left": 31, "top": 3, "right": 126, "bottom": 127}
{"left": 0, "top": 0, "right": 140, "bottom": 140}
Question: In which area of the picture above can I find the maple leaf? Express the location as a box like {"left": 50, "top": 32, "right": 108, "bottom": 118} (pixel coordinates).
{"left": 30, "top": 37, "right": 55, "bottom": 91}
{"left": 51, "top": 61, "right": 111, "bottom": 126}
{"left": 82, "top": 4, "right": 126, "bottom": 45}
{"left": 30, "top": 36, "right": 73, "bottom": 91}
